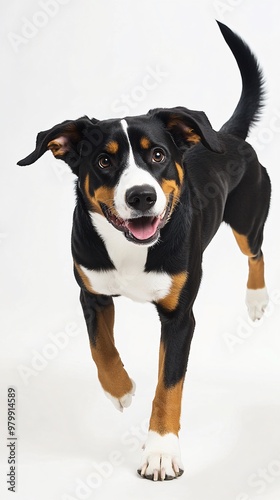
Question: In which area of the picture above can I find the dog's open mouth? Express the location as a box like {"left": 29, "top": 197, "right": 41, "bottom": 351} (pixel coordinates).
{"left": 101, "top": 198, "right": 172, "bottom": 244}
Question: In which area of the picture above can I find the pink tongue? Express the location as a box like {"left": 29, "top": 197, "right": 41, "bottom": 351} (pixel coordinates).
{"left": 126, "top": 217, "right": 160, "bottom": 240}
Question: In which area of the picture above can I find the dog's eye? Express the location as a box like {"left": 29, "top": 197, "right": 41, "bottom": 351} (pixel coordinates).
{"left": 152, "top": 149, "right": 165, "bottom": 163}
{"left": 98, "top": 155, "right": 111, "bottom": 169}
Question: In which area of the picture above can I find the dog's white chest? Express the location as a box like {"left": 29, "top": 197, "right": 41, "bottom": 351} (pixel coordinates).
{"left": 81, "top": 213, "right": 172, "bottom": 302}
{"left": 81, "top": 265, "right": 171, "bottom": 302}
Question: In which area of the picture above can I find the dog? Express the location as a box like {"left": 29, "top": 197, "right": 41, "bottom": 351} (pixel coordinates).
{"left": 18, "top": 21, "right": 271, "bottom": 481}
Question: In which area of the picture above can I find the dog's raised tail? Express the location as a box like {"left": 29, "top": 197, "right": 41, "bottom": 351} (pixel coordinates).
{"left": 217, "top": 21, "right": 265, "bottom": 140}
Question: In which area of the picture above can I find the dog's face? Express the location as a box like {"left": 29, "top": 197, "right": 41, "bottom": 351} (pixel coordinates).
{"left": 79, "top": 116, "right": 186, "bottom": 246}
{"left": 18, "top": 107, "right": 223, "bottom": 245}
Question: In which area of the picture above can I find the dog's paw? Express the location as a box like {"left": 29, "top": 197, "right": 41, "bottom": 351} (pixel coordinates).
{"left": 246, "top": 287, "right": 269, "bottom": 321}
{"left": 137, "top": 431, "right": 184, "bottom": 481}
{"left": 104, "top": 379, "right": 136, "bottom": 412}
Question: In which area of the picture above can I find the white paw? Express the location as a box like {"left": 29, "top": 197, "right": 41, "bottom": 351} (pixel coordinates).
{"left": 138, "top": 431, "right": 184, "bottom": 481}
{"left": 104, "top": 379, "right": 136, "bottom": 412}
{"left": 246, "top": 287, "right": 269, "bottom": 321}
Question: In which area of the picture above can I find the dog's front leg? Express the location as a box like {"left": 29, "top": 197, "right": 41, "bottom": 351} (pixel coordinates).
{"left": 139, "top": 304, "right": 195, "bottom": 481}
{"left": 80, "top": 289, "right": 135, "bottom": 412}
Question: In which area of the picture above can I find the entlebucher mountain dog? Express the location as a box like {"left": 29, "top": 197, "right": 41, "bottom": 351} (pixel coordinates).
{"left": 18, "top": 22, "right": 271, "bottom": 481}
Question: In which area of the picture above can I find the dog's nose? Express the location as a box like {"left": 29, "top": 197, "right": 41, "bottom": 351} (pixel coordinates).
{"left": 125, "top": 185, "right": 157, "bottom": 212}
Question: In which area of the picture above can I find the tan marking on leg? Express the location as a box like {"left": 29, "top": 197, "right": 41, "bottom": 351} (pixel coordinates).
{"left": 74, "top": 262, "right": 97, "bottom": 293}
{"left": 140, "top": 137, "right": 151, "bottom": 149}
{"left": 248, "top": 254, "right": 265, "bottom": 289}
{"left": 90, "top": 302, "right": 133, "bottom": 398}
{"left": 105, "top": 140, "right": 119, "bottom": 154}
{"left": 232, "top": 229, "right": 266, "bottom": 290}
{"left": 232, "top": 229, "right": 254, "bottom": 257}
{"left": 157, "top": 272, "right": 188, "bottom": 312}
{"left": 84, "top": 173, "right": 115, "bottom": 215}
{"left": 150, "top": 342, "right": 184, "bottom": 435}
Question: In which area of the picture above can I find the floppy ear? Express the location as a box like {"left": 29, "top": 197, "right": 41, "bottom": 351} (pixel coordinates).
{"left": 17, "top": 116, "right": 96, "bottom": 173}
{"left": 149, "top": 106, "right": 224, "bottom": 153}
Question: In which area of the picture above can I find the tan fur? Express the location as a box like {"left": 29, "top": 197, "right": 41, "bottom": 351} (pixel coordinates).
{"left": 158, "top": 272, "right": 188, "bottom": 311}
{"left": 149, "top": 342, "right": 184, "bottom": 435}
{"left": 232, "top": 229, "right": 266, "bottom": 290}
{"left": 89, "top": 301, "right": 133, "bottom": 398}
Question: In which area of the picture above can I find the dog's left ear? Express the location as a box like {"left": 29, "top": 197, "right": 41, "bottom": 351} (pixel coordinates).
{"left": 17, "top": 116, "right": 97, "bottom": 174}
{"left": 149, "top": 106, "right": 224, "bottom": 153}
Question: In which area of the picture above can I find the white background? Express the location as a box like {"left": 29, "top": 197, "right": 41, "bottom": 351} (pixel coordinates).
{"left": 1, "top": 1, "right": 280, "bottom": 499}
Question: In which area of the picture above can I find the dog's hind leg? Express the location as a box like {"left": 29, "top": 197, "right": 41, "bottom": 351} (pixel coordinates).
{"left": 80, "top": 289, "right": 135, "bottom": 411}
{"left": 232, "top": 229, "right": 269, "bottom": 321}
{"left": 223, "top": 160, "right": 271, "bottom": 321}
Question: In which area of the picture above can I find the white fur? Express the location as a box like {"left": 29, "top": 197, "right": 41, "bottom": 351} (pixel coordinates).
{"left": 84, "top": 119, "right": 172, "bottom": 302}
{"left": 246, "top": 287, "right": 269, "bottom": 321}
{"left": 104, "top": 380, "right": 136, "bottom": 412}
{"left": 86, "top": 211, "right": 172, "bottom": 302}
{"left": 139, "top": 431, "right": 184, "bottom": 480}
{"left": 114, "top": 120, "right": 166, "bottom": 220}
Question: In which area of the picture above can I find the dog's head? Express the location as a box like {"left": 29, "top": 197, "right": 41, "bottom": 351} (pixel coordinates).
{"left": 18, "top": 107, "right": 223, "bottom": 245}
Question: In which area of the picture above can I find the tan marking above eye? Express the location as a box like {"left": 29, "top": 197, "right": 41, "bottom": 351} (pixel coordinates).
{"left": 105, "top": 140, "right": 119, "bottom": 154}
{"left": 140, "top": 137, "right": 151, "bottom": 149}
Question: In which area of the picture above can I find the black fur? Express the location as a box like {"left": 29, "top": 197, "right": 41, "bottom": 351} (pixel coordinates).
{"left": 18, "top": 22, "right": 271, "bottom": 445}
{"left": 217, "top": 21, "right": 265, "bottom": 139}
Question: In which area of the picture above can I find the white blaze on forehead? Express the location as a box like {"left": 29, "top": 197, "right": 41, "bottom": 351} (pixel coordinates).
{"left": 114, "top": 119, "right": 166, "bottom": 219}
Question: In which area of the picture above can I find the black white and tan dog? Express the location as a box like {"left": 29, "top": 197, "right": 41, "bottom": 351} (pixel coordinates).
{"left": 18, "top": 22, "right": 271, "bottom": 481}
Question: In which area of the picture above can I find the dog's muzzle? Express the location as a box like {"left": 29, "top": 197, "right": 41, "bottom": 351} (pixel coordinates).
{"left": 101, "top": 184, "right": 172, "bottom": 245}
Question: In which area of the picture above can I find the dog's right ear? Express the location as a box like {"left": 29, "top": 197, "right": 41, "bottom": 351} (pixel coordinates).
{"left": 17, "top": 116, "right": 96, "bottom": 174}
